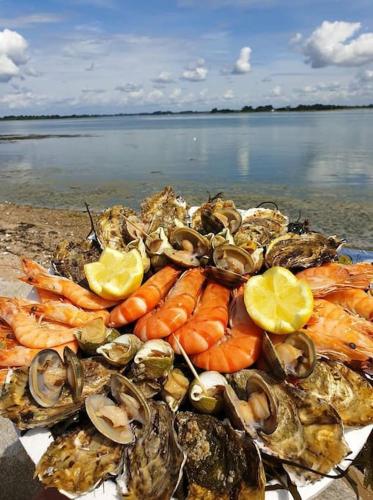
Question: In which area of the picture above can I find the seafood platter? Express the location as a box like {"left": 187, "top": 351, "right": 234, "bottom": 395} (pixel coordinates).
{"left": 0, "top": 186, "right": 372, "bottom": 499}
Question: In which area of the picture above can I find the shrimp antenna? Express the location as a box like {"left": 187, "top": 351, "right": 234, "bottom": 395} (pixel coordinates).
{"left": 172, "top": 334, "right": 208, "bottom": 395}
{"left": 256, "top": 201, "right": 279, "bottom": 211}
{"left": 84, "top": 202, "right": 97, "bottom": 239}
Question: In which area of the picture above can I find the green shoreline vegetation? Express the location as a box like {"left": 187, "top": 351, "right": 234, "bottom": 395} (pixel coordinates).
{"left": 1, "top": 103, "right": 373, "bottom": 121}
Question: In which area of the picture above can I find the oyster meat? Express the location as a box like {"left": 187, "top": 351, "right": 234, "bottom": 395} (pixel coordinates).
{"left": 35, "top": 425, "right": 123, "bottom": 497}
{"left": 296, "top": 360, "right": 373, "bottom": 426}
{"left": 265, "top": 233, "right": 342, "bottom": 269}
{"left": 235, "top": 207, "right": 288, "bottom": 247}
{"left": 119, "top": 401, "right": 185, "bottom": 500}
{"left": 176, "top": 411, "right": 265, "bottom": 500}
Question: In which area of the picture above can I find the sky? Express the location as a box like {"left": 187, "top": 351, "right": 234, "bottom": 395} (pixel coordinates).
{"left": 0, "top": 0, "right": 373, "bottom": 114}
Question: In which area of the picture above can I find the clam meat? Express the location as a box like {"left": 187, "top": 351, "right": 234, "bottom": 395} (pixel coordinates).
{"left": 165, "top": 227, "right": 210, "bottom": 268}
{"left": 205, "top": 244, "right": 256, "bottom": 287}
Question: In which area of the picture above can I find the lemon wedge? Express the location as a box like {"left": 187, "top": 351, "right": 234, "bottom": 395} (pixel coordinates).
{"left": 84, "top": 248, "right": 143, "bottom": 300}
{"left": 244, "top": 266, "right": 313, "bottom": 334}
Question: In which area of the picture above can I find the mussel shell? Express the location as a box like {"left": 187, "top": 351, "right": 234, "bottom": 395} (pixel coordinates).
{"left": 96, "top": 334, "right": 143, "bottom": 367}
{"left": 64, "top": 346, "right": 84, "bottom": 402}
{"left": 261, "top": 332, "right": 316, "bottom": 381}
{"left": 29, "top": 350, "right": 66, "bottom": 408}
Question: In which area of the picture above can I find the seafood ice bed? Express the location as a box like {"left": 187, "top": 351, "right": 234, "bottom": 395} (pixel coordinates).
{"left": 0, "top": 186, "right": 372, "bottom": 500}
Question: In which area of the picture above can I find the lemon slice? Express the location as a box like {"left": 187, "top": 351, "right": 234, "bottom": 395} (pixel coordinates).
{"left": 244, "top": 266, "right": 313, "bottom": 334}
{"left": 84, "top": 248, "right": 143, "bottom": 300}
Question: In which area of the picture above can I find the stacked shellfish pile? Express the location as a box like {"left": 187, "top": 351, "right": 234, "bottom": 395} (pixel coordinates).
{"left": 0, "top": 186, "right": 372, "bottom": 500}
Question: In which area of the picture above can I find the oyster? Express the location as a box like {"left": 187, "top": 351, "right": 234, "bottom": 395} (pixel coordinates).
{"left": 226, "top": 370, "right": 305, "bottom": 461}
{"left": 0, "top": 358, "right": 116, "bottom": 429}
{"left": 265, "top": 233, "right": 342, "bottom": 269}
{"left": 118, "top": 401, "right": 185, "bottom": 499}
{"left": 96, "top": 334, "right": 142, "bottom": 367}
{"left": 283, "top": 385, "right": 349, "bottom": 483}
{"left": 141, "top": 186, "right": 188, "bottom": 232}
{"left": 189, "top": 371, "right": 227, "bottom": 414}
{"left": 52, "top": 238, "right": 101, "bottom": 285}
{"left": 86, "top": 374, "right": 151, "bottom": 444}
{"left": 235, "top": 207, "right": 288, "bottom": 247}
{"left": 0, "top": 367, "right": 28, "bottom": 410}
{"left": 261, "top": 332, "right": 316, "bottom": 382}
{"left": 75, "top": 317, "right": 120, "bottom": 355}
{"left": 165, "top": 227, "right": 210, "bottom": 268}
{"left": 296, "top": 360, "right": 373, "bottom": 426}
{"left": 96, "top": 204, "right": 138, "bottom": 251}
{"left": 162, "top": 368, "right": 190, "bottom": 412}
{"left": 35, "top": 425, "right": 123, "bottom": 497}
{"left": 176, "top": 412, "right": 265, "bottom": 499}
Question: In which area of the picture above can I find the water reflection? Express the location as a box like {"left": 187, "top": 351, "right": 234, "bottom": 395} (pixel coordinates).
{"left": 237, "top": 145, "right": 250, "bottom": 177}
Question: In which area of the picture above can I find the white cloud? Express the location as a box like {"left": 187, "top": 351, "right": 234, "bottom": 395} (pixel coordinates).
{"left": 0, "top": 14, "right": 64, "bottom": 28}
{"left": 223, "top": 89, "right": 234, "bottom": 99}
{"left": 299, "top": 21, "right": 373, "bottom": 68}
{"left": 181, "top": 59, "right": 208, "bottom": 81}
{"left": 0, "top": 29, "right": 28, "bottom": 82}
{"left": 270, "top": 85, "right": 282, "bottom": 96}
{"left": 0, "top": 90, "right": 46, "bottom": 108}
{"left": 289, "top": 33, "right": 303, "bottom": 46}
{"left": 115, "top": 83, "right": 142, "bottom": 93}
{"left": 146, "top": 89, "right": 164, "bottom": 102}
{"left": 357, "top": 69, "right": 373, "bottom": 83}
{"left": 152, "top": 71, "right": 173, "bottom": 84}
{"left": 232, "top": 47, "right": 251, "bottom": 74}
{"left": 169, "top": 87, "right": 182, "bottom": 99}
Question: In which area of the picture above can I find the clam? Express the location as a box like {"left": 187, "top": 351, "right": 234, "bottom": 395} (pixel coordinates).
{"left": 191, "top": 195, "right": 236, "bottom": 233}
{"left": 28, "top": 348, "right": 83, "bottom": 408}
{"left": 162, "top": 368, "right": 190, "bottom": 412}
{"left": 189, "top": 371, "right": 227, "bottom": 414}
{"left": 96, "top": 334, "right": 143, "bottom": 367}
{"left": 118, "top": 401, "right": 185, "bottom": 499}
{"left": 261, "top": 332, "right": 316, "bottom": 382}
{"left": 225, "top": 370, "right": 305, "bottom": 461}
{"left": 205, "top": 244, "right": 255, "bottom": 287}
{"left": 209, "top": 227, "right": 235, "bottom": 249}
{"left": 164, "top": 227, "right": 210, "bottom": 268}
{"left": 35, "top": 425, "right": 123, "bottom": 497}
{"left": 201, "top": 207, "right": 242, "bottom": 234}
{"left": 131, "top": 339, "right": 174, "bottom": 380}
{"left": 145, "top": 227, "right": 172, "bottom": 270}
{"left": 265, "top": 233, "right": 343, "bottom": 269}
{"left": 74, "top": 317, "right": 120, "bottom": 355}
{"left": 126, "top": 238, "right": 150, "bottom": 273}
{"left": 86, "top": 374, "right": 151, "bottom": 444}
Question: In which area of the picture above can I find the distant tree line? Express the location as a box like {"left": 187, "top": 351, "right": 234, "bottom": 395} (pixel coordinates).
{"left": 1, "top": 103, "right": 373, "bottom": 121}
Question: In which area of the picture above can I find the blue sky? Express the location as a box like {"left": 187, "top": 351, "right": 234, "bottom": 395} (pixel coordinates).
{"left": 0, "top": 0, "right": 373, "bottom": 114}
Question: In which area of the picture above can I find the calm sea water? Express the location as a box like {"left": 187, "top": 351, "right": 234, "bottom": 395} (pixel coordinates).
{"left": 0, "top": 111, "right": 372, "bottom": 207}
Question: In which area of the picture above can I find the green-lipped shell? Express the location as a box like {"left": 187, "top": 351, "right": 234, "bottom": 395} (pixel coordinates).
{"left": 75, "top": 318, "right": 120, "bottom": 355}
{"left": 96, "top": 334, "right": 143, "bottom": 367}
{"left": 189, "top": 371, "right": 227, "bottom": 414}
{"left": 133, "top": 339, "right": 174, "bottom": 380}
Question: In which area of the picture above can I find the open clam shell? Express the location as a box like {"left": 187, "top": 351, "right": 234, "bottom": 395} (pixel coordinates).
{"left": 96, "top": 334, "right": 143, "bottom": 367}
{"left": 165, "top": 227, "right": 210, "bottom": 268}
{"left": 261, "top": 332, "right": 316, "bottom": 381}
{"left": 29, "top": 350, "right": 67, "bottom": 408}
{"left": 85, "top": 374, "right": 151, "bottom": 444}
{"left": 201, "top": 207, "right": 242, "bottom": 234}
{"left": 189, "top": 371, "right": 227, "bottom": 414}
{"left": 64, "top": 346, "right": 83, "bottom": 402}
{"left": 205, "top": 244, "right": 254, "bottom": 287}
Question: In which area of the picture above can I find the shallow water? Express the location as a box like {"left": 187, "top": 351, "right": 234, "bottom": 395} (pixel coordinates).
{"left": 0, "top": 111, "right": 372, "bottom": 247}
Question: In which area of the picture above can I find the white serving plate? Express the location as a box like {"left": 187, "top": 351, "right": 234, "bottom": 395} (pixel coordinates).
{"left": 16, "top": 208, "right": 373, "bottom": 499}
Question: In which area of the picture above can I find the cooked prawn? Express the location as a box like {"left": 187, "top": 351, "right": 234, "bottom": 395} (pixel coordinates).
{"left": 0, "top": 299, "right": 77, "bottom": 348}
{"left": 297, "top": 262, "right": 373, "bottom": 297}
{"left": 36, "top": 288, "right": 71, "bottom": 304}
{"left": 20, "top": 258, "right": 118, "bottom": 310}
{"left": 168, "top": 282, "right": 230, "bottom": 355}
{"left": 324, "top": 289, "right": 373, "bottom": 322}
{"left": 304, "top": 299, "right": 373, "bottom": 362}
{"left": 23, "top": 301, "right": 110, "bottom": 327}
{"left": 134, "top": 268, "right": 205, "bottom": 341}
{"left": 109, "top": 266, "right": 181, "bottom": 327}
{"left": 0, "top": 338, "right": 78, "bottom": 367}
{"left": 191, "top": 287, "right": 263, "bottom": 373}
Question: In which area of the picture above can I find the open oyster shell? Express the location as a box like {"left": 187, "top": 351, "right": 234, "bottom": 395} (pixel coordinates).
{"left": 118, "top": 401, "right": 185, "bottom": 500}
{"left": 35, "top": 425, "right": 123, "bottom": 498}
{"left": 141, "top": 186, "right": 188, "bottom": 232}
{"left": 96, "top": 204, "right": 138, "bottom": 251}
{"left": 52, "top": 238, "right": 101, "bottom": 285}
